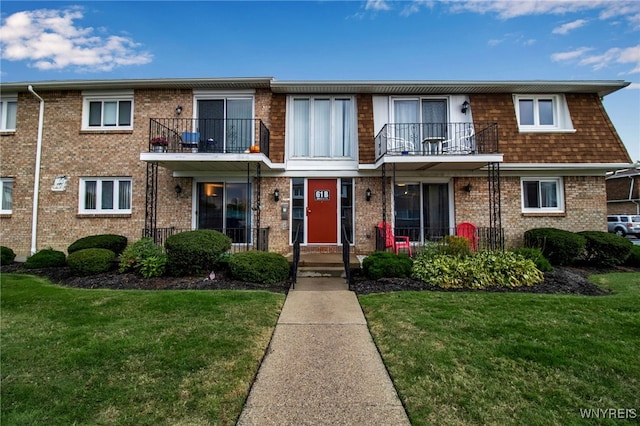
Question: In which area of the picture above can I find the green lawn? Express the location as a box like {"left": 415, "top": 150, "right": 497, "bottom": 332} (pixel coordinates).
{"left": 1, "top": 274, "right": 285, "bottom": 426}
{"left": 359, "top": 273, "right": 640, "bottom": 426}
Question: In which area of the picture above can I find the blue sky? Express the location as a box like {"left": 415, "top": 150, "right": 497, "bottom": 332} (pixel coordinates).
{"left": 1, "top": 0, "right": 639, "bottom": 161}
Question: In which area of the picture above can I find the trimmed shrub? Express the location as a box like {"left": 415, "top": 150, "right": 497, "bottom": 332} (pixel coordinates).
{"left": 119, "top": 238, "right": 167, "bottom": 278}
{"left": 1, "top": 246, "right": 16, "bottom": 265}
{"left": 524, "top": 228, "right": 586, "bottom": 266}
{"left": 362, "top": 251, "right": 413, "bottom": 280}
{"left": 67, "top": 248, "right": 115, "bottom": 276}
{"left": 577, "top": 231, "right": 633, "bottom": 267}
{"left": 438, "top": 235, "right": 473, "bottom": 257}
{"left": 68, "top": 234, "right": 128, "bottom": 256}
{"left": 625, "top": 245, "right": 640, "bottom": 268}
{"left": 511, "top": 247, "right": 553, "bottom": 272}
{"left": 165, "top": 230, "right": 232, "bottom": 276}
{"left": 228, "top": 251, "right": 290, "bottom": 284}
{"left": 25, "top": 248, "right": 66, "bottom": 269}
{"left": 412, "top": 250, "right": 544, "bottom": 289}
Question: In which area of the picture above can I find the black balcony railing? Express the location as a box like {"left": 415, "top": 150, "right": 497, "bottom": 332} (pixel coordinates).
{"left": 143, "top": 227, "right": 270, "bottom": 253}
{"left": 148, "top": 118, "right": 270, "bottom": 156}
{"left": 375, "top": 122, "right": 498, "bottom": 160}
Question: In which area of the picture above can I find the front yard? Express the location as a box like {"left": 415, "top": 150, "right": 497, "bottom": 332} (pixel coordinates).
{"left": 0, "top": 274, "right": 285, "bottom": 425}
{"left": 359, "top": 272, "right": 640, "bottom": 425}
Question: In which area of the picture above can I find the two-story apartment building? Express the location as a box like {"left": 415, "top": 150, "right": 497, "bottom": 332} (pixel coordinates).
{"left": 0, "top": 78, "right": 633, "bottom": 258}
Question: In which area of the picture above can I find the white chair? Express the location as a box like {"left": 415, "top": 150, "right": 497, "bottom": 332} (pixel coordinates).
{"left": 386, "top": 136, "right": 415, "bottom": 154}
{"left": 442, "top": 127, "right": 475, "bottom": 154}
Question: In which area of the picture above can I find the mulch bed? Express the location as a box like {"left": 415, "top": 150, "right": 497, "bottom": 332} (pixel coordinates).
{"left": 3, "top": 263, "right": 636, "bottom": 296}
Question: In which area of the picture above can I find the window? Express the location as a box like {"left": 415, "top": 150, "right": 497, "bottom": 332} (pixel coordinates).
{"left": 521, "top": 178, "right": 564, "bottom": 212}
{"left": 0, "top": 96, "right": 17, "bottom": 131}
{"left": 1, "top": 178, "right": 13, "bottom": 214}
{"left": 79, "top": 177, "right": 132, "bottom": 214}
{"left": 197, "top": 182, "right": 252, "bottom": 243}
{"left": 514, "top": 95, "right": 573, "bottom": 132}
{"left": 82, "top": 91, "right": 133, "bottom": 130}
{"left": 290, "top": 97, "right": 354, "bottom": 158}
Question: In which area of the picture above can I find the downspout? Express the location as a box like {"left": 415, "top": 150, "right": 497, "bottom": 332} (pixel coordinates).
{"left": 28, "top": 85, "right": 44, "bottom": 255}
{"left": 631, "top": 176, "right": 640, "bottom": 215}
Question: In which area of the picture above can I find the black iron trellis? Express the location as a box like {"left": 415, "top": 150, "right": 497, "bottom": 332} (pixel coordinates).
{"left": 144, "top": 162, "right": 158, "bottom": 241}
{"left": 487, "top": 161, "right": 503, "bottom": 250}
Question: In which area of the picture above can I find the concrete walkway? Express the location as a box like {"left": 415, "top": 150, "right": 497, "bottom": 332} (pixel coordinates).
{"left": 237, "top": 277, "right": 410, "bottom": 425}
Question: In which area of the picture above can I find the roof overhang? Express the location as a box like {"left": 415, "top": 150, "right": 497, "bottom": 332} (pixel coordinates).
{"left": 140, "top": 152, "right": 285, "bottom": 173}
{"left": 1, "top": 77, "right": 273, "bottom": 92}
{"left": 270, "top": 80, "right": 630, "bottom": 97}
{"left": 1, "top": 78, "right": 629, "bottom": 98}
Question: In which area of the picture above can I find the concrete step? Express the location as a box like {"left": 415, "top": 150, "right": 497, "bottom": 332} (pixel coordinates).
{"left": 297, "top": 266, "right": 346, "bottom": 278}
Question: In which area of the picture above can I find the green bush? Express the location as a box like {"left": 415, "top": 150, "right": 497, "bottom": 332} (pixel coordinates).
{"left": 577, "top": 231, "right": 633, "bottom": 267}
{"left": 524, "top": 228, "right": 586, "bottom": 266}
{"left": 25, "top": 248, "right": 66, "bottom": 269}
{"left": 1, "top": 246, "right": 16, "bottom": 265}
{"left": 228, "top": 251, "right": 290, "bottom": 284}
{"left": 165, "top": 230, "right": 232, "bottom": 276}
{"left": 362, "top": 251, "right": 413, "bottom": 280}
{"left": 439, "top": 235, "right": 473, "bottom": 257}
{"left": 511, "top": 247, "right": 553, "bottom": 272}
{"left": 119, "top": 238, "right": 167, "bottom": 278}
{"left": 625, "top": 245, "right": 640, "bottom": 267}
{"left": 67, "top": 248, "right": 115, "bottom": 276}
{"left": 412, "top": 250, "right": 544, "bottom": 289}
{"left": 68, "top": 234, "right": 128, "bottom": 256}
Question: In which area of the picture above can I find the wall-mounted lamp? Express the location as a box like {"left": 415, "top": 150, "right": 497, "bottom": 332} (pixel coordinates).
{"left": 461, "top": 100, "right": 470, "bottom": 114}
{"left": 175, "top": 105, "right": 183, "bottom": 115}
{"left": 174, "top": 184, "right": 182, "bottom": 196}
{"left": 365, "top": 187, "right": 372, "bottom": 202}
{"left": 274, "top": 189, "right": 280, "bottom": 202}
{"left": 464, "top": 183, "right": 473, "bottom": 193}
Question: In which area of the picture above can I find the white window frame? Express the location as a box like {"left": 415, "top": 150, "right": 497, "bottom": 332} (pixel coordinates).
{"left": 0, "top": 95, "right": 18, "bottom": 131}
{"left": 1, "top": 178, "right": 13, "bottom": 214}
{"left": 287, "top": 95, "right": 356, "bottom": 160}
{"left": 513, "top": 94, "right": 574, "bottom": 133}
{"left": 521, "top": 177, "right": 564, "bottom": 213}
{"left": 81, "top": 91, "right": 134, "bottom": 131}
{"left": 79, "top": 177, "right": 132, "bottom": 214}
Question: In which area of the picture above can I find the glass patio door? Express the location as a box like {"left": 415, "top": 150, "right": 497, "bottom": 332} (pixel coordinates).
{"left": 197, "top": 182, "right": 251, "bottom": 243}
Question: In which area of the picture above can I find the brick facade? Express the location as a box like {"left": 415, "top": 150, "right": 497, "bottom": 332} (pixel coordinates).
{"left": 0, "top": 79, "right": 631, "bottom": 257}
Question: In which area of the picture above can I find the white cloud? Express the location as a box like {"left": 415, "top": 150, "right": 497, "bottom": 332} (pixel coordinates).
{"left": 626, "top": 83, "right": 640, "bottom": 90}
{"left": 552, "top": 19, "right": 588, "bottom": 35}
{"left": 0, "top": 7, "right": 152, "bottom": 72}
{"left": 552, "top": 45, "right": 640, "bottom": 74}
{"left": 551, "top": 47, "right": 593, "bottom": 62}
{"left": 365, "top": 0, "right": 391, "bottom": 12}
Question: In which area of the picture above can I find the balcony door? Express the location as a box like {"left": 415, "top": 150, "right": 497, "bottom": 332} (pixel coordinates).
{"left": 393, "top": 98, "right": 448, "bottom": 149}
{"left": 197, "top": 98, "right": 252, "bottom": 152}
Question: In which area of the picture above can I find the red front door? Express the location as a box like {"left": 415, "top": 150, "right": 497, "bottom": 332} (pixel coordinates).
{"left": 307, "top": 179, "right": 337, "bottom": 244}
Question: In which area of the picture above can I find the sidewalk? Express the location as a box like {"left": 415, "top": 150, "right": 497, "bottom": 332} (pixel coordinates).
{"left": 237, "top": 277, "right": 410, "bottom": 425}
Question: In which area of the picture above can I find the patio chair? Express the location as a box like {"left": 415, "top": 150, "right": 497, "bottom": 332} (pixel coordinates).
{"left": 456, "top": 221, "right": 478, "bottom": 252}
{"left": 377, "top": 221, "right": 413, "bottom": 256}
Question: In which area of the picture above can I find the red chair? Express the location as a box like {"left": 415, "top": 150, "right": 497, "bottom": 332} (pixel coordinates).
{"left": 456, "top": 222, "right": 478, "bottom": 252}
{"left": 377, "top": 221, "right": 413, "bottom": 257}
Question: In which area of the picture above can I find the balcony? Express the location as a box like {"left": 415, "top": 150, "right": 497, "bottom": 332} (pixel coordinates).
{"left": 148, "top": 117, "right": 270, "bottom": 155}
{"left": 374, "top": 122, "right": 501, "bottom": 170}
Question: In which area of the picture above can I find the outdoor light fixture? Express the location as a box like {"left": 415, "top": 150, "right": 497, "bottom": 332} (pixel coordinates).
{"left": 464, "top": 183, "right": 473, "bottom": 193}
{"left": 366, "top": 188, "right": 372, "bottom": 202}
{"left": 274, "top": 189, "right": 280, "bottom": 202}
{"left": 175, "top": 105, "right": 183, "bottom": 115}
{"left": 461, "top": 101, "right": 470, "bottom": 114}
{"left": 174, "top": 184, "right": 182, "bottom": 196}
